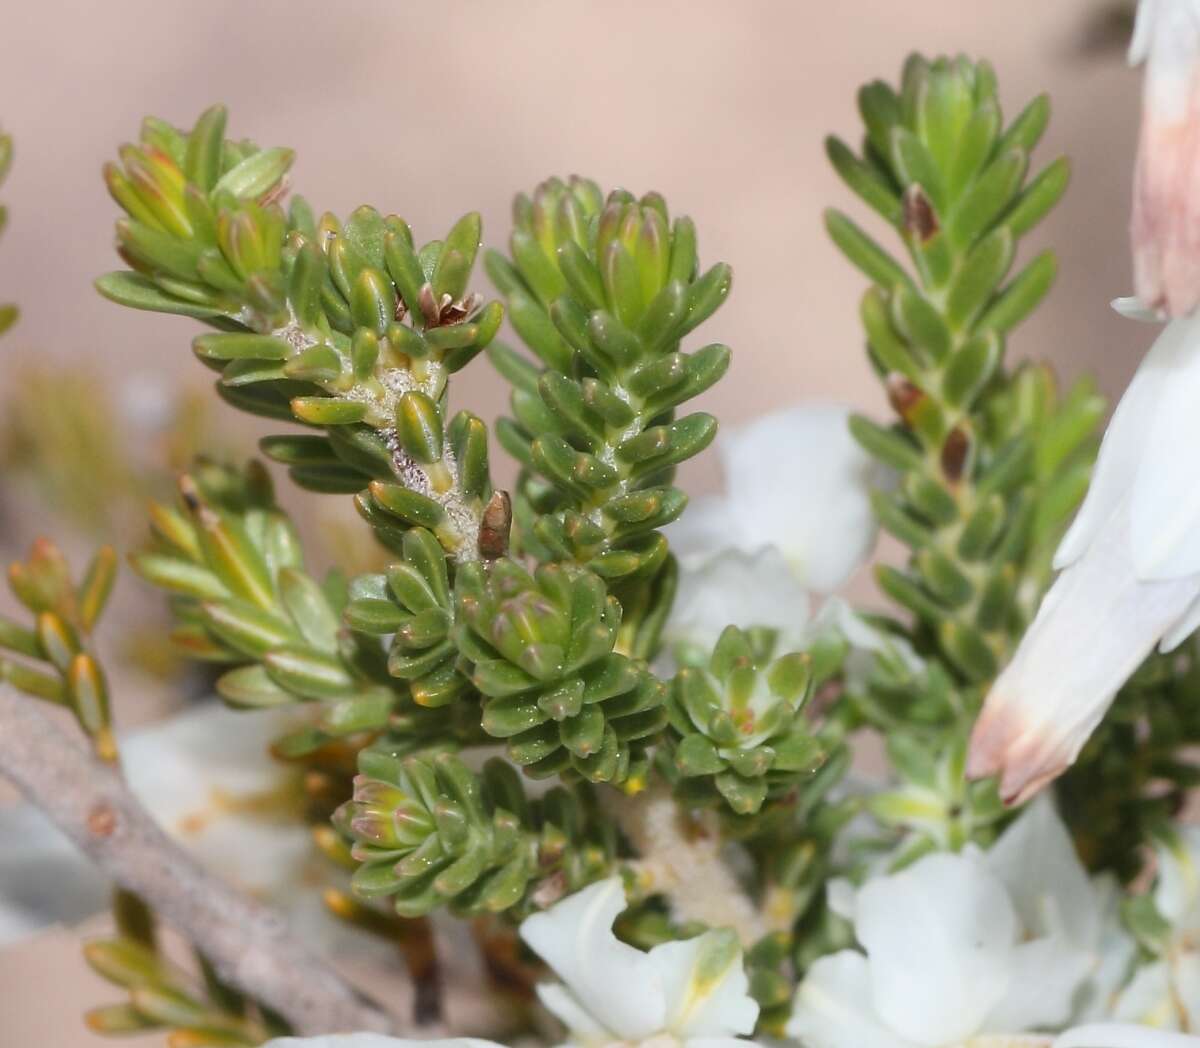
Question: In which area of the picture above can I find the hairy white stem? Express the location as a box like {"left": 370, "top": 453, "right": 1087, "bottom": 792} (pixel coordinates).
{"left": 0, "top": 686, "right": 398, "bottom": 1036}
{"left": 603, "top": 782, "right": 772, "bottom": 946}
{"left": 384, "top": 431, "right": 482, "bottom": 563}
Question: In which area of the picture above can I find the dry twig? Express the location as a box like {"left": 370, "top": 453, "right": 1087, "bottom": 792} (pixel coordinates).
{"left": 0, "top": 685, "right": 398, "bottom": 1037}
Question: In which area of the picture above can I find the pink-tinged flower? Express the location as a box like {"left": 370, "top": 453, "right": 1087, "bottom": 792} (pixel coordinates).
{"left": 1130, "top": 0, "right": 1200, "bottom": 317}
{"left": 968, "top": 302, "right": 1200, "bottom": 804}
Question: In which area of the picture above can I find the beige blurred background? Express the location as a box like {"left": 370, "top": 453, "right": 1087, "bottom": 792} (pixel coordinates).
{"left": 0, "top": 0, "right": 1148, "bottom": 1044}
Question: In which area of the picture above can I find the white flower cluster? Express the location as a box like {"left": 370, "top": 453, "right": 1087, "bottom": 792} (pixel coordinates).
{"left": 790, "top": 799, "right": 1131, "bottom": 1048}
{"left": 265, "top": 829, "right": 1196, "bottom": 1048}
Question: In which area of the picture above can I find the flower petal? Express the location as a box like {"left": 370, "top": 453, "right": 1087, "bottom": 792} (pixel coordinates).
{"left": 264, "top": 1038, "right": 501, "bottom": 1048}
{"left": 1130, "top": 1, "right": 1200, "bottom": 316}
{"left": 1054, "top": 323, "right": 1172, "bottom": 571}
{"left": 984, "top": 936, "right": 1095, "bottom": 1033}
{"left": 855, "top": 852, "right": 1016, "bottom": 1045}
{"left": 787, "top": 951, "right": 916, "bottom": 1048}
{"left": 0, "top": 803, "right": 109, "bottom": 944}
{"left": 1153, "top": 828, "right": 1200, "bottom": 926}
{"left": 969, "top": 502, "right": 1200, "bottom": 804}
{"left": 1111, "top": 296, "right": 1170, "bottom": 323}
{"left": 519, "top": 878, "right": 665, "bottom": 1041}
{"left": 825, "top": 877, "right": 858, "bottom": 924}
{"left": 984, "top": 797, "right": 1097, "bottom": 947}
{"left": 720, "top": 405, "right": 881, "bottom": 592}
{"left": 1172, "top": 951, "right": 1200, "bottom": 1027}
{"left": 663, "top": 546, "right": 811, "bottom": 655}
{"left": 1113, "top": 961, "right": 1184, "bottom": 1028}
{"left": 122, "top": 702, "right": 315, "bottom": 899}
{"left": 1130, "top": 314, "right": 1200, "bottom": 577}
{"left": 664, "top": 495, "right": 743, "bottom": 567}
{"left": 1055, "top": 1024, "right": 1200, "bottom": 1048}
{"left": 534, "top": 983, "right": 612, "bottom": 1047}
{"left": 648, "top": 930, "right": 758, "bottom": 1038}
{"left": 1073, "top": 873, "right": 1140, "bottom": 1022}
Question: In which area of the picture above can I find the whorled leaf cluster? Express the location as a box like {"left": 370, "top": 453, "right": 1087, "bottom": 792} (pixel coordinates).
{"left": 665, "top": 626, "right": 823, "bottom": 815}
{"left": 455, "top": 559, "right": 667, "bottom": 783}
{"left": 337, "top": 750, "right": 615, "bottom": 918}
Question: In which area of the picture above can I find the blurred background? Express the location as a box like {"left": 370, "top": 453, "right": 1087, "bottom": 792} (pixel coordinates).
{"left": 0, "top": 0, "right": 1145, "bottom": 1043}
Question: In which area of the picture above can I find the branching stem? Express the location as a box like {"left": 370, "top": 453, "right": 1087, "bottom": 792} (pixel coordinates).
{"left": 0, "top": 686, "right": 400, "bottom": 1037}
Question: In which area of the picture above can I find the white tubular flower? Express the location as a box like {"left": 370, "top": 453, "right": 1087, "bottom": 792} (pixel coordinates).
{"left": 968, "top": 306, "right": 1200, "bottom": 805}
{"left": 662, "top": 404, "right": 882, "bottom": 655}
{"left": 0, "top": 702, "right": 320, "bottom": 946}
{"left": 788, "top": 800, "right": 1130, "bottom": 1048}
{"left": 1110, "top": 827, "right": 1200, "bottom": 1028}
{"left": 1129, "top": 0, "right": 1200, "bottom": 317}
{"left": 519, "top": 877, "right": 762, "bottom": 1048}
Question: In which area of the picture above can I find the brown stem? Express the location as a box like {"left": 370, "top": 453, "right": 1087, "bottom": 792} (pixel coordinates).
{"left": 0, "top": 686, "right": 397, "bottom": 1037}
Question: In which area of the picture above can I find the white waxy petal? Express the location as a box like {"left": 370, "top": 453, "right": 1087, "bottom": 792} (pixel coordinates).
{"left": 825, "top": 877, "right": 857, "bottom": 923}
{"left": 1073, "top": 874, "right": 1140, "bottom": 1022}
{"left": 721, "top": 405, "right": 880, "bottom": 593}
{"left": 534, "top": 983, "right": 612, "bottom": 1048}
{"left": 663, "top": 404, "right": 882, "bottom": 595}
{"left": 787, "top": 951, "right": 917, "bottom": 1048}
{"left": 648, "top": 931, "right": 758, "bottom": 1038}
{"left": 1153, "top": 828, "right": 1200, "bottom": 926}
{"left": 0, "top": 805, "right": 109, "bottom": 944}
{"left": 264, "top": 1038, "right": 501, "bottom": 1048}
{"left": 983, "top": 936, "right": 1094, "bottom": 1034}
{"left": 518, "top": 878, "right": 665, "bottom": 1041}
{"left": 855, "top": 852, "right": 1016, "bottom": 1046}
{"left": 983, "top": 797, "right": 1098, "bottom": 948}
{"left": 1173, "top": 951, "right": 1200, "bottom": 1025}
{"left": 663, "top": 546, "right": 812, "bottom": 655}
{"left": 1114, "top": 961, "right": 1182, "bottom": 1027}
{"left": 1054, "top": 313, "right": 1174, "bottom": 572}
{"left": 1111, "top": 296, "right": 1168, "bottom": 322}
{"left": 663, "top": 495, "right": 740, "bottom": 568}
{"left": 1130, "top": 0, "right": 1164, "bottom": 66}
{"left": 1130, "top": 312, "right": 1200, "bottom": 578}
{"left": 1161, "top": 589, "right": 1200, "bottom": 651}
{"left": 120, "top": 703, "right": 317, "bottom": 903}
{"left": 969, "top": 502, "right": 1200, "bottom": 804}
{"left": 1130, "top": 0, "right": 1200, "bottom": 315}
{"left": 1055, "top": 1024, "right": 1200, "bottom": 1048}
{"left": 686, "top": 1040, "right": 767, "bottom": 1048}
